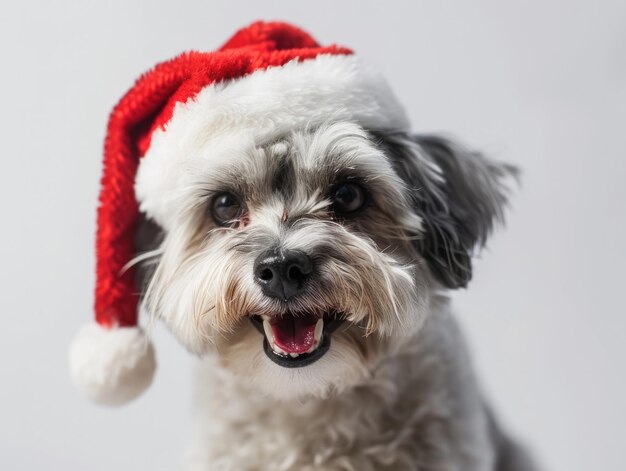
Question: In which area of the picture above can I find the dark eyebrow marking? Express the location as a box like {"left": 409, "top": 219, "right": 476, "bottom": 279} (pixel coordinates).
{"left": 272, "top": 155, "right": 296, "bottom": 199}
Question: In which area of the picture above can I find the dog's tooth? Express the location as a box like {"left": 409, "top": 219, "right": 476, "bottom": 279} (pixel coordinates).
{"left": 314, "top": 318, "right": 324, "bottom": 342}
{"left": 272, "top": 343, "right": 287, "bottom": 356}
{"left": 289, "top": 352, "right": 299, "bottom": 358}
{"left": 262, "top": 319, "right": 274, "bottom": 344}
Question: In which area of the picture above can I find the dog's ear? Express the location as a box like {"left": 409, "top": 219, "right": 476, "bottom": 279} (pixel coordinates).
{"left": 379, "top": 133, "right": 517, "bottom": 289}
{"left": 134, "top": 213, "right": 165, "bottom": 294}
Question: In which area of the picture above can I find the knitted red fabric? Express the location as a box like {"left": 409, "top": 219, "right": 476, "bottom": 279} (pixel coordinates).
{"left": 95, "top": 21, "right": 352, "bottom": 328}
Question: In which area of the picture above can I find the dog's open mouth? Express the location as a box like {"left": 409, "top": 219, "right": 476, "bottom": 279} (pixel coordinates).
{"left": 250, "top": 312, "right": 344, "bottom": 368}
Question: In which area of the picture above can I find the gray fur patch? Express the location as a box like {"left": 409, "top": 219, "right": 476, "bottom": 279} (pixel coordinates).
{"left": 376, "top": 132, "right": 518, "bottom": 289}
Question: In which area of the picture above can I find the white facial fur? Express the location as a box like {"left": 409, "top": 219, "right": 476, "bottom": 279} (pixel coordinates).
{"left": 139, "top": 122, "right": 433, "bottom": 399}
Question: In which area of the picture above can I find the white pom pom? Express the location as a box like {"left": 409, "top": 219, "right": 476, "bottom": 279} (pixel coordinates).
{"left": 69, "top": 323, "right": 156, "bottom": 406}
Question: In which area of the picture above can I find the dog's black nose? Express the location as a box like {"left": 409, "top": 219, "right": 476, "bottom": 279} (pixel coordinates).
{"left": 254, "top": 249, "right": 313, "bottom": 300}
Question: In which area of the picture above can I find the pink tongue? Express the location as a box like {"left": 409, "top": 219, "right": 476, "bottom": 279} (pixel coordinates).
{"left": 270, "top": 315, "right": 318, "bottom": 354}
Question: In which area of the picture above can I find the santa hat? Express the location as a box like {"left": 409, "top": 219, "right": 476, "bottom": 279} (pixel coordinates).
{"left": 69, "top": 21, "right": 409, "bottom": 406}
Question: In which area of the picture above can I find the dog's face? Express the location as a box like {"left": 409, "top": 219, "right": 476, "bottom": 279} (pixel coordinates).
{"left": 137, "top": 122, "right": 512, "bottom": 400}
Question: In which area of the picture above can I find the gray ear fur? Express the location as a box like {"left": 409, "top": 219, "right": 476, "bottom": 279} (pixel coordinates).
{"left": 134, "top": 213, "right": 164, "bottom": 294}
{"left": 378, "top": 133, "right": 517, "bottom": 289}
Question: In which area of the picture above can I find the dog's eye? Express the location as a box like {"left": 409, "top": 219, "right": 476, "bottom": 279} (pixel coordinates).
{"left": 211, "top": 192, "right": 243, "bottom": 226}
{"left": 333, "top": 182, "right": 366, "bottom": 214}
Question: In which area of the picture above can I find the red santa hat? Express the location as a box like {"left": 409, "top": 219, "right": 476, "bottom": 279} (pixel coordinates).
{"left": 69, "top": 21, "right": 409, "bottom": 406}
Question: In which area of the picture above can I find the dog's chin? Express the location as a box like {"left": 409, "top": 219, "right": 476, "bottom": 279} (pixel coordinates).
{"left": 215, "top": 319, "right": 377, "bottom": 400}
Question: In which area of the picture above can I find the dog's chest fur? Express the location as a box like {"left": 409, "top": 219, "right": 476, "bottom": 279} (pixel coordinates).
{"left": 183, "top": 298, "right": 496, "bottom": 471}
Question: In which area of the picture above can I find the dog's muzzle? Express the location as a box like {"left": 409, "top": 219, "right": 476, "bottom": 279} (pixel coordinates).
{"left": 250, "top": 248, "right": 344, "bottom": 367}
{"left": 250, "top": 312, "right": 344, "bottom": 368}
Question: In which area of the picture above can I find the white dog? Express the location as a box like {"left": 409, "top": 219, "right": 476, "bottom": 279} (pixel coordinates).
{"left": 70, "top": 21, "right": 538, "bottom": 471}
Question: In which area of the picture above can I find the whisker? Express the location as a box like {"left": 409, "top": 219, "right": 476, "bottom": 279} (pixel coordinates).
{"left": 120, "top": 249, "right": 164, "bottom": 275}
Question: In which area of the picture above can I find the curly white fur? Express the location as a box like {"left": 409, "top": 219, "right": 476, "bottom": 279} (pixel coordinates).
{"left": 183, "top": 298, "right": 496, "bottom": 471}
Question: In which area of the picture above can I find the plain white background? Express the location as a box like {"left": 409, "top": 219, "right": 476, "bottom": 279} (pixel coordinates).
{"left": 1, "top": 1, "right": 624, "bottom": 470}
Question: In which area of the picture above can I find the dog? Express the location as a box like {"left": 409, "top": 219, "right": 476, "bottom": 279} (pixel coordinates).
{"left": 71, "top": 21, "right": 538, "bottom": 471}
{"left": 129, "top": 121, "right": 536, "bottom": 470}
